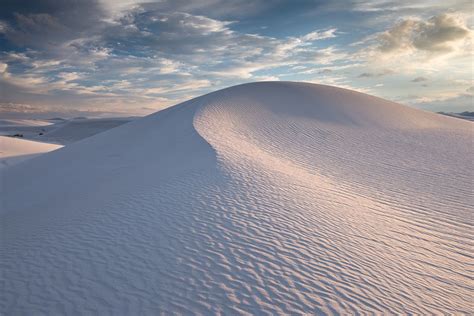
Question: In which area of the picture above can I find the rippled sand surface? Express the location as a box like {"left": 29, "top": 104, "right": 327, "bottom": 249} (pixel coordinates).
{"left": 2, "top": 82, "right": 472, "bottom": 314}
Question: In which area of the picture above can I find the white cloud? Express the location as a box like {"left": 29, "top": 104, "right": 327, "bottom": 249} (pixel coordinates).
{"left": 57, "top": 72, "right": 82, "bottom": 82}
{"left": 374, "top": 13, "right": 471, "bottom": 58}
{"left": 301, "top": 28, "right": 337, "bottom": 41}
{"left": 0, "top": 62, "right": 7, "bottom": 73}
{"left": 143, "top": 79, "right": 212, "bottom": 95}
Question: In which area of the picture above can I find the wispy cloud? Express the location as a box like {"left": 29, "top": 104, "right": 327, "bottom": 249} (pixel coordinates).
{"left": 358, "top": 69, "right": 394, "bottom": 78}
{"left": 411, "top": 76, "right": 428, "bottom": 82}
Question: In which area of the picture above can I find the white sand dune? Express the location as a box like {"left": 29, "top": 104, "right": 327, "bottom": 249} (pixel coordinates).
{"left": 0, "top": 118, "right": 131, "bottom": 168}
{"left": 40, "top": 117, "right": 135, "bottom": 144}
{"left": 1, "top": 82, "right": 472, "bottom": 314}
{"left": 0, "top": 119, "right": 54, "bottom": 127}
{"left": 0, "top": 117, "right": 134, "bottom": 144}
{"left": 0, "top": 136, "right": 62, "bottom": 169}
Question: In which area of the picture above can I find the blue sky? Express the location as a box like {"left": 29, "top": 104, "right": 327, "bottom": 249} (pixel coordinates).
{"left": 0, "top": 0, "right": 472, "bottom": 118}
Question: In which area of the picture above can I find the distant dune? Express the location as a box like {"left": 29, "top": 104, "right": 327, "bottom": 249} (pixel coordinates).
{"left": 439, "top": 111, "right": 474, "bottom": 121}
{"left": 0, "top": 117, "right": 134, "bottom": 168}
{"left": 40, "top": 117, "right": 134, "bottom": 144}
{"left": 1, "top": 82, "right": 472, "bottom": 314}
{"left": 0, "top": 119, "right": 54, "bottom": 127}
{"left": 0, "top": 136, "right": 62, "bottom": 169}
{"left": 0, "top": 117, "right": 135, "bottom": 144}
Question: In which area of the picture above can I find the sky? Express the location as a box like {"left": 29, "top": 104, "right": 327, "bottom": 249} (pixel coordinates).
{"left": 0, "top": 0, "right": 472, "bottom": 118}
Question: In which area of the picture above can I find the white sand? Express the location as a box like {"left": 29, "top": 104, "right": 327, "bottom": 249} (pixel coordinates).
{"left": 40, "top": 117, "right": 134, "bottom": 144}
{"left": 0, "top": 119, "right": 54, "bottom": 127}
{"left": 1, "top": 82, "right": 472, "bottom": 314}
{"left": 0, "top": 117, "right": 134, "bottom": 144}
{"left": 0, "top": 136, "right": 62, "bottom": 169}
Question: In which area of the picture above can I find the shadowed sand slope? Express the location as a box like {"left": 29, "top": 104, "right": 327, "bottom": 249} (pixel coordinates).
{"left": 1, "top": 82, "right": 473, "bottom": 314}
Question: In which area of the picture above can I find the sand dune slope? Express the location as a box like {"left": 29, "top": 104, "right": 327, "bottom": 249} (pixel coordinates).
{"left": 1, "top": 82, "right": 472, "bottom": 314}
{"left": 0, "top": 117, "right": 134, "bottom": 145}
{"left": 41, "top": 117, "right": 134, "bottom": 144}
{"left": 0, "top": 136, "right": 62, "bottom": 169}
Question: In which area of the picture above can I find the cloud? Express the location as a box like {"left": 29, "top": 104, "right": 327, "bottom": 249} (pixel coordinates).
{"left": 1, "top": 1, "right": 471, "bottom": 115}
{"left": 377, "top": 13, "right": 471, "bottom": 55}
{"left": 410, "top": 90, "right": 474, "bottom": 112}
{"left": 0, "top": 0, "right": 107, "bottom": 51}
{"left": 129, "top": 0, "right": 273, "bottom": 19}
{"left": 301, "top": 28, "right": 337, "bottom": 41}
{"left": 411, "top": 76, "right": 428, "bottom": 82}
{"left": 309, "top": 75, "right": 372, "bottom": 94}
{"left": 1, "top": 2, "right": 344, "bottom": 96}
{"left": 0, "top": 0, "right": 348, "bottom": 116}
{"left": 318, "top": 68, "right": 333, "bottom": 74}
{"left": 351, "top": 0, "right": 473, "bottom": 21}
{"left": 353, "top": 11, "right": 473, "bottom": 87}
{"left": 0, "top": 62, "right": 7, "bottom": 73}
{"left": 143, "top": 80, "right": 212, "bottom": 95}
{"left": 0, "top": 20, "right": 8, "bottom": 33}
{"left": 357, "top": 69, "right": 394, "bottom": 78}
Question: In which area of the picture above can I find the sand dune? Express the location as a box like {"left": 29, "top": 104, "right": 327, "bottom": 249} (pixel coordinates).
{"left": 0, "top": 119, "right": 54, "bottom": 127}
{"left": 0, "top": 136, "right": 62, "bottom": 169}
{"left": 41, "top": 117, "right": 135, "bottom": 144}
{"left": 1, "top": 82, "right": 472, "bottom": 314}
{"left": 0, "top": 117, "right": 133, "bottom": 168}
{"left": 0, "top": 117, "right": 134, "bottom": 145}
